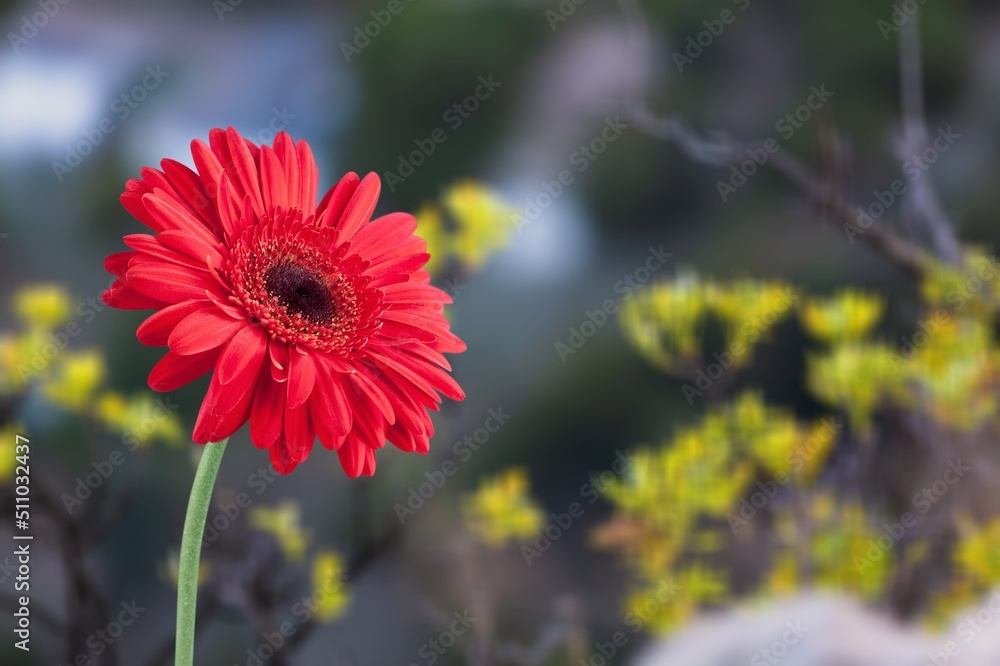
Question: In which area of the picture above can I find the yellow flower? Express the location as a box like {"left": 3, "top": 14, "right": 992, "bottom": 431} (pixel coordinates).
{"left": 13, "top": 284, "right": 72, "bottom": 330}
{"left": 415, "top": 204, "right": 448, "bottom": 275}
{"left": 920, "top": 248, "right": 1000, "bottom": 319}
{"left": 310, "top": 550, "right": 350, "bottom": 622}
{"left": 620, "top": 276, "right": 710, "bottom": 370}
{"left": 711, "top": 280, "right": 797, "bottom": 364}
{"left": 41, "top": 351, "right": 104, "bottom": 410}
{"left": 415, "top": 182, "right": 516, "bottom": 275}
{"left": 762, "top": 552, "right": 799, "bottom": 597}
{"left": 443, "top": 181, "right": 515, "bottom": 270}
{"left": 96, "top": 391, "right": 184, "bottom": 448}
{"left": 953, "top": 517, "right": 1000, "bottom": 589}
{"left": 799, "top": 290, "right": 884, "bottom": 343}
{"left": 803, "top": 494, "right": 889, "bottom": 600}
{"left": 808, "top": 342, "right": 899, "bottom": 430}
{"left": 0, "top": 423, "right": 23, "bottom": 483}
{"left": 465, "top": 467, "right": 545, "bottom": 546}
{"left": 626, "top": 565, "right": 727, "bottom": 636}
{"left": 0, "top": 336, "right": 24, "bottom": 395}
{"left": 249, "top": 502, "right": 310, "bottom": 562}
{"left": 790, "top": 419, "right": 839, "bottom": 484}
{"left": 900, "top": 317, "right": 998, "bottom": 431}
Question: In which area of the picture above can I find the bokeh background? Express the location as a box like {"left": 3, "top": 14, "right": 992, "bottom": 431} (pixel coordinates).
{"left": 3, "top": 0, "right": 1000, "bottom": 664}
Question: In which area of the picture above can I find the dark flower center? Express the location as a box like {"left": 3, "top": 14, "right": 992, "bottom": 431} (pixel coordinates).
{"left": 264, "top": 262, "right": 336, "bottom": 324}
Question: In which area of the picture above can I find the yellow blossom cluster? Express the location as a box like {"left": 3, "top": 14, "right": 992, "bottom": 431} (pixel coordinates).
{"left": 0, "top": 285, "right": 185, "bottom": 482}
{"left": 806, "top": 283, "right": 999, "bottom": 433}
{"left": 246, "top": 501, "right": 349, "bottom": 621}
{"left": 464, "top": 467, "right": 545, "bottom": 546}
{"left": 926, "top": 516, "right": 1000, "bottom": 626}
{"left": 619, "top": 276, "right": 797, "bottom": 372}
{"left": 615, "top": 258, "right": 1000, "bottom": 635}
{"left": 920, "top": 248, "right": 1000, "bottom": 318}
{"left": 161, "top": 500, "right": 350, "bottom": 622}
{"left": 769, "top": 492, "right": 891, "bottom": 600}
{"left": 593, "top": 393, "right": 839, "bottom": 631}
{"left": 416, "top": 181, "right": 516, "bottom": 274}
{"left": 799, "top": 290, "right": 884, "bottom": 342}
{"left": 249, "top": 501, "right": 311, "bottom": 562}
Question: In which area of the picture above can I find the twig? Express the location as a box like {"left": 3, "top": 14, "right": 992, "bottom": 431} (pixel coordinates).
{"left": 617, "top": 0, "right": 931, "bottom": 278}
{"left": 897, "top": 15, "right": 961, "bottom": 264}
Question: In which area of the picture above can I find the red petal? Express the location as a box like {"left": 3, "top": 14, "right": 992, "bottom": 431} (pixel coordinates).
{"left": 251, "top": 375, "right": 286, "bottom": 449}
{"left": 273, "top": 132, "right": 300, "bottom": 213}
{"left": 168, "top": 309, "right": 245, "bottom": 355}
{"left": 192, "top": 364, "right": 261, "bottom": 444}
{"left": 269, "top": 342, "right": 290, "bottom": 382}
{"left": 284, "top": 402, "right": 315, "bottom": 463}
{"left": 157, "top": 230, "right": 225, "bottom": 267}
{"left": 309, "top": 358, "right": 352, "bottom": 437}
{"left": 296, "top": 139, "right": 318, "bottom": 214}
{"left": 316, "top": 172, "right": 360, "bottom": 227}
{"left": 104, "top": 251, "right": 135, "bottom": 277}
{"left": 159, "top": 158, "right": 223, "bottom": 236}
{"left": 286, "top": 349, "right": 317, "bottom": 410}
{"left": 259, "top": 146, "right": 287, "bottom": 213}
{"left": 348, "top": 367, "right": 395, "bottom": 424}
{"left": 137, "top": 300, "right": 208, "bottom": 346}
{"left": 348, "top": 212, "right": 417, "bottom": 259}
{"left": 148, "top": 349, "right": 220, "bottom": 392}
{"left": 223, "top": 127, "right": 264, "bottom": 217}
{"left": 102, "top": 282, "right": 169, "bottom": 310}
{"left": 269, "top": 439, "right": 299, "bottom": 474}
{"left": 334, "top": 172, "right": 380, "bottom": 243}
{"left": 217, "top": 324, "right": 268, "bottom": 385}
{"left": 142, "top": 191, "right": 219, "bottom": 245}
{"left": 337, "top": 440, "right": 364, "bottom": 478}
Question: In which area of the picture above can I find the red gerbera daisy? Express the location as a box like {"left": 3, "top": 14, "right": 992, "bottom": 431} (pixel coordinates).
{"left": 103, "top": 127, "right": 465, "bottom": 476}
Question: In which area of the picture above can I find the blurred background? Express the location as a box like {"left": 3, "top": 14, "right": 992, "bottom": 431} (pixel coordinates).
{"left": 2, "top": 0, "right": 1000, "bottom": 664}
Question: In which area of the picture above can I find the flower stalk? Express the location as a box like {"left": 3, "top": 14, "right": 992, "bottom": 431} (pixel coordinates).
{"left": 175, "top": 439, "right": 228, "bottom": 666}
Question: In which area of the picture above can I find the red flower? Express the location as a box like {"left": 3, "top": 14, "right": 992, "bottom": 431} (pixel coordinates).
{"left": 104, "top": 128, "right": 465, "bottom": 476}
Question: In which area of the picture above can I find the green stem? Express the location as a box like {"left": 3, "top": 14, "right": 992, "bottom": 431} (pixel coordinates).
{"left": 175, "top": 439, "right": 228, "bottom": 666}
